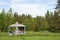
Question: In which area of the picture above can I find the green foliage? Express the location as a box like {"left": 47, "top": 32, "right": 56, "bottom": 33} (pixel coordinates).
{"left": 0, "top": 8, "right": 53, "bottom": 32}
{"left": 10, "top": 27, "right": 16, "bottom": 31}
{"left": 51, "top": 11, "right": 60, "bottom": 32}
{"left": 0, "top": 6, "right": 60, "bottom": 32}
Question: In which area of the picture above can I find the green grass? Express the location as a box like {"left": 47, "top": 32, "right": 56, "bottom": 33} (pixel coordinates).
{"left": 0, "top": 31, "right": 60, "bottom": 40}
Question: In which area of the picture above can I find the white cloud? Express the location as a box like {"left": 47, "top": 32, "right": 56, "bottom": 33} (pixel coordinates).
{"left": 0, "top": 0, "right": 9, "bottom": 5}
{"left": 10, "top": 0, "right": 56, "bottom": 17}
{"left": 0, "top": 2, "right": 8, "bottom": 5}
{"left": 0, "top": 9, "right": 2, "bottom": 13}
{"left": 11, "top": 0, "right": 28, "bottom": 3}
{"left": 10, "top": 3, "right": 48, "bottom": 17}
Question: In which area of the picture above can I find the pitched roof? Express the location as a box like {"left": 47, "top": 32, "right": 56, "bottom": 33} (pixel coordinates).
{"left": 9, "top": 22, "right": 25, "bottom": 27}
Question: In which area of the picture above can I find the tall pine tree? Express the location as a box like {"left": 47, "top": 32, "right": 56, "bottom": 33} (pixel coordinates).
{"left": 52, "top": 0, "right": 60, "bottom": 32}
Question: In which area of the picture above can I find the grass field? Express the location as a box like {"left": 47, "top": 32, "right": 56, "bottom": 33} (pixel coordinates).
{"left": 0, "top": 31, "right": 60, "bottom": 40}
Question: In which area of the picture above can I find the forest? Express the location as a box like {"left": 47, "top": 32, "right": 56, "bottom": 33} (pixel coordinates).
{"left": 0, "top": 0, "right": 60, "bottom": 33}
{"left": 0, "top": 8, "right": 60, "bottom": 32}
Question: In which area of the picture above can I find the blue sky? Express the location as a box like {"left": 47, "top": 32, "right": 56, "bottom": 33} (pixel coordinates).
{"left": 0, "top": 0, "right": 57, "bottom": 17}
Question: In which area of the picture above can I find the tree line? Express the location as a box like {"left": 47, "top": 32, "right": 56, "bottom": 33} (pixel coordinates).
{"left": 0, "top": 8, "right": 60, "bottom": 32}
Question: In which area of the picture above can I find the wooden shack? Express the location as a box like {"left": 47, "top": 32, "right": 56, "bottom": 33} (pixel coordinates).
{"left": 8, "top": 22, "right": 26, "bottom": 35}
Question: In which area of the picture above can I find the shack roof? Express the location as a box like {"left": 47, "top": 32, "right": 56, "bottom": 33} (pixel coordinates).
{"left": 9, "top": 22, "right": 25, "bottom": 27}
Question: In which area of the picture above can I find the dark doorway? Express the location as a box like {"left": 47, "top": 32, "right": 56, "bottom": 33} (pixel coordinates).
{"left": 18, "top": 27, "right": 24, "bottom": 33}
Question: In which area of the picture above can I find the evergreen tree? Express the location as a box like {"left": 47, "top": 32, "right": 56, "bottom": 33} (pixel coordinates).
{"left": 8, "top": 8, "right": 13, "bottom": 17}
{"left": 8, "top": 8, "right": 12, "bottom": 13}
{"left": 45, "top": 10, "right": 50, "bottom": 24}
{"left": 52, "top": 11, "right": 60, "bottom": 32}
{"left": 51, "top": 0, "right": 60, "bottom": 32}
{"left": 55, "top": 0, "right": 60, "bottom": 10}
{"left": 0, "top": 9, "right": 5, "bottom": 32}
{"left": 14, "top": 12, "right": 18, "bottom": 21}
